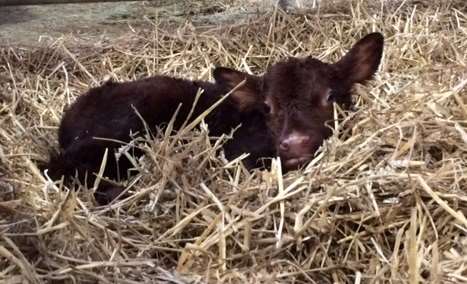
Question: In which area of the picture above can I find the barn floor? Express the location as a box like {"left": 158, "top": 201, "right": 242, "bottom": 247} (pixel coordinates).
{"left": 0, "top": 0, "right": 275, "bottom": 47}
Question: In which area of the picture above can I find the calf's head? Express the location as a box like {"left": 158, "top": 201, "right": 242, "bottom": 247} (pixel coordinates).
{"left": 215, "top": 33, "right": 384, "bottom": 170}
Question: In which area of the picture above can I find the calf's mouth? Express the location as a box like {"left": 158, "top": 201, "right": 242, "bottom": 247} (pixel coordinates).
{"left": 282, "top": 156, "right": 312, "bottom": 170}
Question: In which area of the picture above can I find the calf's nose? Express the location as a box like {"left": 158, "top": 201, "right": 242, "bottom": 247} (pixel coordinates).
{"left": 279, "top": 132, "right": 311, "bottom": 154}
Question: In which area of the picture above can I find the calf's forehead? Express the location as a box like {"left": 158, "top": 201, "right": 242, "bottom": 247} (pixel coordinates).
{"left": 264, "top": 57, "right": 334, "bottom": 101}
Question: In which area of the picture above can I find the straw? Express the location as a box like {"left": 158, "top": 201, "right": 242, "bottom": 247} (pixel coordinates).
{"left": 1, "top": 0, "right": 466, "bottom": 282}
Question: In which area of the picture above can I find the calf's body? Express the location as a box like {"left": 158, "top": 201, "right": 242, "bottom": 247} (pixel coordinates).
{"left": 46, "top": 75, "right": 274, "bottom": 204}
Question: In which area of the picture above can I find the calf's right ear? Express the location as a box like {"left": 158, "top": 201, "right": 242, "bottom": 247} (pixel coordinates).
{"left": 213, "top": 67, "right": 263, "bottom": 111}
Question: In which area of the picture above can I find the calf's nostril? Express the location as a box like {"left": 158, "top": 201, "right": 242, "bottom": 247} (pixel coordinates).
{"left": 279, "top": 141, "right": 289, "bottom": 151}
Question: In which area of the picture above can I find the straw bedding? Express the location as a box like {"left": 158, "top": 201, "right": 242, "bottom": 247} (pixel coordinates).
{"left": 0, "top": 0, "right": 466, "bottom": 283}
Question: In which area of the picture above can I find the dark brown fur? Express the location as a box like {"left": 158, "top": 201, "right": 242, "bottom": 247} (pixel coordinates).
{"left": 45, "top": 75, "right": 274, "bottom": 205}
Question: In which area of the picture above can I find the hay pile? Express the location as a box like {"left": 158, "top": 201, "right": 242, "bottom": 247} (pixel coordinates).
{"left": 1, "top": 0, "right": 466, "bottom": 283}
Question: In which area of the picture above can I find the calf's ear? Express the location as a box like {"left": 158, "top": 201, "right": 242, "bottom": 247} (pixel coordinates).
{"left": 213, "top": 67, "right": 263, "bottom": 111}
{"left": 335, "top": 32, "right": 384, "bottom": 85}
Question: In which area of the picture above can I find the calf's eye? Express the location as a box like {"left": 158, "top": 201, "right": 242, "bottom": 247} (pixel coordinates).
{"left": 327, "top": 90, "right": 336, "bottom": 102}
{"left": 263, "top": 99, "right": 274, "bottom": 114}
{"left": 321, "top": 89, "right": 336, "bottom": 107}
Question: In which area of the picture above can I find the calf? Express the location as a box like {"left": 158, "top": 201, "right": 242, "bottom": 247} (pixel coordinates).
{"left": 214, "top": 32, "right": 384, "bottom": 170}
{"left": 45, "top": 32, "right": 383, "bottom": 204}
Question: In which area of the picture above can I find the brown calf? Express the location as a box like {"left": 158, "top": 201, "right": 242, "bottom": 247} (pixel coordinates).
{"left": 45, "top": 32, "right": 383, "bottom": 204}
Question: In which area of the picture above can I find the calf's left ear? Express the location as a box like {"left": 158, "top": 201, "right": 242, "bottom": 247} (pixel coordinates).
{"left": 335, "top": 32, "right": 384, "bottom": 85}
{"left": 213, "top": 67, "right": 263, "bottom": 111}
